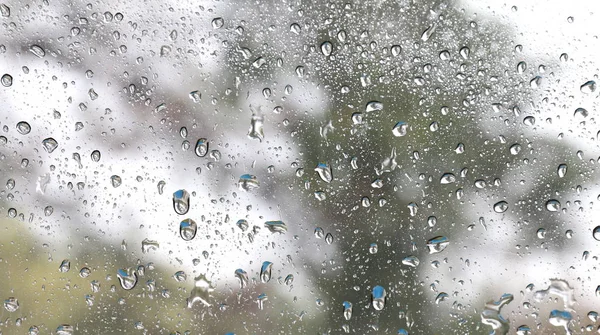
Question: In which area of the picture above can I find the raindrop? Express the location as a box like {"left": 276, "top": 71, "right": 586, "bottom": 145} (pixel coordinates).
{"left": 265, "top": 221, "right": 287, "bottom": 234}
{"left": 117, "top": 268, "right": 138, "bottom": 290}
{"left": 236, "top": 219, "right": 249, "bottom": 231}
{"left": 211, "top": 17, "right": 224, "bottom": 29}
{"left": 29, "top": 45, "right": 45, "bottom": 58}
{"left": 16, "top": 121, "right": 31, "bottom": 134}
{"left": 325, "top": 233, "right": 334, "bottom": 244}
{"left": 4, "top": 297, "right": 19, "bottom": 312}
{"left": 110, "top": 175, "right": 122, "bottom": 188}
{"left": 260, "top": 261, "right": 273, "bottom": 283}
{"left": 580, "top": 80, "right": 596, "bottom": 93}
{"left": 238, "top": 174, "right": 259, "bottom": 191}
{"left": 91, "top": 150, "right": 101, "bottom": 162}
{"left": 248, "top": 114, "right": 264, "bottom": 141}
{"left": 234, "top": 269, "right": 248, "bottom": 288}
{"left": 314, "top": 227, "right": 324, "bottom": 239}
{"left": 509, "top": 143, "right": 521, "bottom": 155}
{"left": 440, "top": 173, "right": 456, "bottom": 184}
{"left": 141, "top": 239, "right": 159, "bottom": 253}
{"left": 320, "top": 41, "right": 333, "bottom": 56}
{"left": 1, "top": 74, "right": 12, "bottom": 87}
{"left": 392, "top": 122, "right": 408, "bottom": 137}
{"left": 402, "top": 255, "right": 420, "bottom": 267}
{"left": 59, "top": 259, "right": 70, "bottom": 273}
{"left": 315, "top": 162, "right": 333, "bottom": 183}
{"left": 369, "top": 243, "right": 378, "bottom": 254}
{"left": 391, "top": 45, "right": 402, "bottom": 56}
{"left": 593, "top": 226, "right": 600, "bottom": 241}
{"left": 173, "top": 189, "right": 190, "bottom": 215}
{"left": 195, "top": 138, "right": 209, "bottom": 157}
{"left": 56, "top": 325, "right": 74, "bottom": 335}
{"left": 494, "top": 201, "right": 508, "bottom": 213}
{"left": 426, "top": 236, "right": 449, "bottom": 254}
{"left": 574, "top": 107, "right": 588, "bottom": 118}
{"left": 557, "top": 164, "right": 567, "bottom": 178}
{"left": 372, "top": 286, "right": 386, "bottom": 310}
{"left": 459, "top": 46, "right": 470, "bottom": 59}
{"left": 180, "top": 219, "right": 197, "bottom": 241}
{"left": 42, "top": 138, "right": 59, "bottom": 153}
{"left": 343, "top": 301, "right": 352, "bottom": 320}
{"left": 546, "top": 199, "right": 561, "bottom": 212}
{"left": 365, "top": 101, "right": 383, "bottom": 113}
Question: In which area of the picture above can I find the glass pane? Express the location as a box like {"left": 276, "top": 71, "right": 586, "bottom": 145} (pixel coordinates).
{"left": 0, "top": 0, "right": 598, "bottom": 334}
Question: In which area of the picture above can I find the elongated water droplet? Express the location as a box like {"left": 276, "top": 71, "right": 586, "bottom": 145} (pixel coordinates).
{"left": 29, "top": 45, "right": 45, "bottom": 58}
{"left": 426, "top": 236, "right": 449, "bottom": 254}
{"left": 180, "top": 219, "right": 197, "bottom": 241}
{"left": 42, "top": 137, "right": 58, "bottom": 153}
{"left": 435, "top": 292, "right": 449, "bottom": 304}
{"left": 459, "top": 46, "right": 470, "bottom": 59}
{"left": 402, "top": 255, "right": 420, "bottom": 267}
{"left": 517, "top": 61, "right": 527, "bottom": 74}
{"left": 173, "top": 189, "right": 190, "bottom": 215}
{"left": 290, "top": 23, "right": 301, "bottom": 34}
{"left": 59, "top": 259, "right": 70, "bottom": 273}
{"left": 117, "top": 268, "right": 138, "bottom": 290}
{"left": 238, "top": 174, "right": 259, "bottom": 191}
{"left": 265, "top": 221, "right": 287, "bottom": 234}
{"left": 195, "top": 138, "right": 209, "bottom": 157}
{"left": 342, "top": 301, "right": 352, "bottom": 320}
{"left": 284, "top": 274, "right": 294, "bottom": 285}
{"left": 557, "top": 164, "right": 567, "bottom": 178}
{"left": 325, "top": 233, "right": 333, "bottom": 244}
{"left": 56, "top": 324, "right": 74, "bottom": 335}
{"left": 481, "top": 293, "right": 513, "bottom": 335}
{"left": 420, "top": 23, "right": 437, "bottom": 41}
{"left": 549, "top": 310, "right": 572, "bottom": 334}
{"left": 260, "top": 261, "right": 273, "bottom": 283}
{"left": 0, "top": 4, "right": 9, "bottom": 17}
{"left": 372, "top": 286, "right": 386, "bottom": 310}
{"left": 248, "top": 114, "right": 264, "bottom": 141}
{"left": 234, "top": 269, "right": 248, "bottom": 288}
{"left": 16, "top": 121, "right": 31, "bottom": 135}
{"left": 257, "top": 293, "right": 268, "bottom": 310}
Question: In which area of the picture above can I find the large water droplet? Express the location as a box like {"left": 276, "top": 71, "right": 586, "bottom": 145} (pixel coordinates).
{"left": 180, "top": 219, "right": 197, "bottom": 241}
{"left": 248, "top": 114, "right": 264, "bottom": 141}
{"left": 195, "top": 138, "right": 209, "bottom": 157}
{"left": 494, "top": 201, "right": 508, "bottom": 213}
{"left": 440, "top": 173, "right": 456, "bottom": 184}
{"left": 365, "top": 101, "right": 383, "bottom": 113}
{"left": 315, "top": 162, "right": 333, "bottom": 183}
{"left": 420, "top": 23, "right": 437, "bottom": 41}
{"left": 91, "top": 150, "right": 101, "bottom": 162}
{"left": 509, "top": 143, "right": 521, "bottom": 155}
{"left": 534, "top": 279, "right": 576, "bottom": 310}
{"left": 372, "top": 286, "right": 386, "bottom": 310}
{"left": 314, "top": 227, "right": 324, "bottom": 239}
{"left": 55, "top": 325, "right": 74, "bottom": 335}
{"left": 42, "top": 137, "right": 59, "bottom": 153}
{"left": 402, "top": 255, "right": 420, "bottom": 267}
{"left": 546, "top": 199, "right": 561, "bottom": 212}
{"left": 59, "top": 259, "right": 70, "bottom": 273}
{"left": 594, "top": 226, "right": 600, "bottom": 241}
{"left": 392, "top": 122, "right": 408, "bottom": 137}
{"left": 141, "top": 238, "right": 159, "bottom": 253}
{"left": 117, "top": 268, "right": 138, "bottom": 290}
{"left": 426, "top": 236, "right": 449, "bottom": 254}
{"left": 260, "top": 261, "right": 273, "bottom": 283}
{"left": 237, "top": 219, "right": 249, "bottom": 231}
{"left": 238, "top": 174, "right": 259, "bottom": 191}
{"left": 548, "top": 310, "right": 573, "bottom": 334}
{"left": 3, "top": 297, "right": 19, "bottom": 312}
{"left": 265, "top": 221, "right": 287, "bottom": 234}
{"left": 187, "top": 274, "right": 214, "bottom": 308}
{"left": 342, "top": 301, "right": 352, "bottom": 320}
{"left": 110, "top": 175, "right": 122, "bottom": 188}
{"left": 173, "top": 189, "right": 190, "bottom": 215}
{"left": 29, "top": 45, "right": 45, "bottom": 58}
{"left": 1, "top": 74, "right": 12, "bottom": 87}
{"left": 580, "top": 80, "right": 596, "bottom": 93}
{"left": 481, "top": 293, "right": 513, "bottom": 335}
{"left": 320, "top": 41, "right": 333, "bottom": 56}
{"left": 16, "top": 121, "right": 31, "bottom": 135}
{"left": 234, "top": 269, "right": 248, "bottom": 289}
{"left": 211, "top": 17, "right": 224, "bottom": 29}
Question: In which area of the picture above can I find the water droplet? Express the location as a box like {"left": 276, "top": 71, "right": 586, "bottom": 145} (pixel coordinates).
{"left": 560, "top": 53, "right": 569, "bottom": 62}
{"left": 537, "top": 228, "right": 546, "bottom": 239}
{"left": 392, "top": 122, "right": 408, "bottom": 137}
{"left": 174, "top": 271, "right": 187, "bottom": 282}
{"left": 440, "top": 173, "right": 456, "bottom": 184}
{"left": 530, "top": 76, "right": 542, "bottom": 88}
{"left": 29, "top": 45, "right": 45, "bottom": 58}
{"left": 325, "top": 233, "right": 334, "bottom": 244}
{"left": 548, "top": 310, "right": 572, "bottom": 334}
{"left": 376, "top": 147, "right": 398, "bottom": 175}
{"left": 0, "top": 4, "right": 9, "bottom": 17}
{"left": 16, "top": 121, "right": 31, "bottom": 135}
{"left": 391, "top": 45, "right": 402, "bottom": 56}
{"left": 28, "top": 325, "right": 39, "bottom": 335}
{"left": 314, "top": 227, "right": 324, "bottom": 239}
{"left": 42, "top": 137, "right": 59, "bottom": 153}
{"left": 580, "top": 80, "right": 596, "bottom": 93}
{"left": 59, "top": 259, "right": 70, "bottom": 273}
{"left": 481, "top": 293, "right": 513, "bottom": 335}
{"left": 407, "top": 202, "right": 419, "bottom": 216}
{"left": 557, "top": 164, "right": 567, "bottom": 178}
{"left": 435, "top": 292, "right": 449, "bottom": 304}
{"left": 321, "top": 41, "right": 333, "bottom": 56}
{"left": 290, "top": 23, "right": 301, "bottom": 34}
{"left": 56, "top": 324, "right": 74, "bottom": 335}
{"left": 237, "top": 219, "right": 249, "bottom": 231}
{"left": 157, "top": 180, "right": 165, "bottom": 194}
{"left": 369, "top": 243, "right": 378, "bottom": 254}
{"left": 238, "top": 174, "right": 259, "bottom": 191}
{"left": 173, "top": 189, "right": 190, "bottom": 215}
{"left": 534, "top": 279, "right": 576, "bottom": 309}
{"left": 189, "top": 91, "right": 201, "bottom": 103}
{"left": 284, "top": 274, "right": 294, "bottom": 285}
{"left": 141, "top": 238, "right": 159, "bottom": 253}
{"left": 574, "top": 107, "right": 588, "bottom": 118}
{"left": 260, "top": 261, "right": 273, "bottom": 283}
{"left": 117, "top": 268, "right": 138, "bottom": 290}
{"left": 211, "top": 17, "right": 224, "bottom": 29}
{"left": 489, "top": 201, "right": 508, "bottom": 215}
{"left": 1, "top": 74, "right": 12, "bottom": 87}
{"left": 342, "top": 301, "right": 352, "bottom": 320}
{"left": 588, "top": 311, "right": 598, "bottom": 322}
{"left": 4, "top": 297, "right": 19, "bottom": 312}
{"left": 420, "top": 23, "right": 437, "bottom": 41}
{"left": 180, "top": 219, "right": 197, "bottom": 241}
{"left": 79, "top": 267, "right": 91, "bottom": 278}
{"left": 523, "top": 116, "right": 535, "bottom": 126}
{"left": 439, "top": 50, "right": 450, "bottom": 60}
{"left": 365, "top": 101, "right": 383, "bottom": 113}
{"left": 546, "top": 199, "right": 561, "bottom": 212}
{"left": 372, "top": 286, "right": 386, "bottom": 310}
{"left": 509, "top": 143, "right": 521, "bottom": 155}
{"left": 315, "top": 162, "right": 333, "bottom": 183}
{"left": 44, "top": 205, "right": 53, "bottom": 216}
{"left": 252, "top": 57, "right": 266, "bottom": 68}
{"left": 187, "top": 274, "right": 214, "bottom": 308}
{"left": 195, "top": 138, "right": 209, "bottom": 157}
{"left": 426, "top": 236, "right": 449, "bottom": 254}
{"left": 110, "top": 175, "right": 122, "bottom": 188}
{"left": 459, "top": 46, "right": 470, "bottom": 59}
{"left": 402, "top": 255, "right": 420, "bottom": 267}
{"left": 257, "top": 293, "right": 268, "bottom": 310}
{"left": 248, "top": 114, "right": 264, "bottom": 141}
{"left": 234, "top": 269, "right": 248, "bottom": 288}
{"left": 91, "top": 150, "right": 101, "bottom": 162}
{"left": 265, "top": 221, "right": 287, "bottom": 234}
{"left": 517, "top": 61, "right": 527, "bottom": 74}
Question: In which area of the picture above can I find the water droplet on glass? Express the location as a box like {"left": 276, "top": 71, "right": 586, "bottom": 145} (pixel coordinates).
{"left": 420, "top": 23, "right": 437, "bottom": 41}
{"left": 79, "top": 267, "right": 91, "bottom": 278}
{"left": 509, "top": 143, "right": 521, "bottom": 155}
{"left": 211, "top": 17, "right": 224, "bottom": 29}
{"left": 315, "top": 162, "right": 333, "bottom": 183}
{"left": 180, "top": 219, "right": 197, "bottom": 241}
{"left": 342, "top": 301, "right": 352, "bottom": 320}
{"left": 574, "top": 107, "right": 588, "bottom": 118}
{"left": 557, "top": 164, "right": 567, "bottom": 178}
{"left": 325, "top": 233, "right": 334, "bottom": 244}
{"left": 459, "top": 46, "right": 470, "bottom": 59}
{"left": 548, "top": 310, "right": 573, "bottom": 334}
{"left": 494, "top": 201, "right": 508, "bottom": 213}
{"left": 44, "top": 205, "right": 53, "bottom": 216}
{"left": 314, "top": 227, "right": 324, "bottom": 239}
{"left": 426, "top": 236, "right": 449, "bottom": 254}
{"left": 407, "top": 202, "right": 419, "bottom": 216}
{"left": 110, "top": 175, "right": 122, "bottom": 188}
{"left": 189, "top": 90, "right": 201, "bottom": 103}
{"left": 195, "top": 138, "right": 209, "bottom": 157}
{"left": 141, "top": 238, "right": 159, "bottom": 253}
{"left": 257, "top": 293, "right": 268, "bottom": 310}
{"left": 392, "top": 122, "right": 408, "bottom": 137}
{"left": 238, "top": 174, "right": 259, "bottom": 191}
{"left": 530, "top": 76, "right": 542, "bottom": 88}
{"left": 1, "top": 73, "right": 12, "bottom": 87}
{"left": 265, "top": 221, "right": 287, "bottom": 234}
{"left": 536, "top": 228, "right": 546, "bottom": 239}
{"left": 481, "top": 293, "right": 513, "bottom": 335}
{"left": 440, "top": 173, "right": 456, "bottom": 184}
{"left": 439, "top": 50, "right": 450, "bottom": 60}
{"left": 29, "top": 45, "right": 45, "bottom": 58}
{"left": 59, "top": 259, "right": 70, "bottom": 273}
{"left": 42, "top": 137, "right": 58, "bottom": 153}
{"left": 320, "top": 41, "right": 333, "bottom": 56}
{"left": 284, "top": 274, "right": 294, "bottom": 285}
{"left": 248, "top": 114, "right": 264, "bottom": 142}
{"left": 391, "top": 45, "right": 402, "bottom": 56}
{"left": 16, "top": 121, "right": 31, "bottom": 135}
{"left": 372, "top": 286, "right": 386, "bottom": 310}
{"left": 402, "top": 255, "right": 420, "bottom": 267}
{"left": 173, "top": 189, "right": 190, "bottom": 215}
{"left": 546, "top": 199, "right": 561, "bottom": 212}
{"left": 581, "top": 80, "right": 596, "bottom": 93}
{"left": 187, "top": 274, "right": 214, "bottom": 308}
{"left": 4, "top": 297, "right": 19, "bottom": 312}
{"left": 56, "top": 324, "right": 74, "bottom": 335}
{"left": 290, "top": 23, "right": 301, "bottom": 34}
{"left": 117, "top": 268, "right": 138, "bottom": 290}
{"left": 260, "top": 261, "right": 273, "bottom": 283}
{"left": 0, "top": 4, "right": 9, "bottom": 17}
{"left": 91, "top": 150, "right": 101, "bottom": 162}
{"left": 593, "top": 226, "right": 600, "bottom": 241}
{"left": 435, "top": 292, "right": 449, "bottom": 304}
{"left": 234, "top": 269, "right": 248, "bottom": 288}
{"left": 174, "top": 271, "right": 187, "bottom": 282}
{"left": 237, "top": 219, "right": 249, "bottom": 231}
{"left": 517, "top": 61, "right": 527, "bottom": 74}
{"left": 157, "top": 180, "right": 165, "bottom": 194}
{"left": 365, "top": 101, "right": 383, "bottom": 113}
{"left": 369, "top": 243, "right": 378, "bottom": 254}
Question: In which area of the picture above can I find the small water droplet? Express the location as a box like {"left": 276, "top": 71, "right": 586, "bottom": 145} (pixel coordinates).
{"left": 91, "top": 150, "right": 101, "bottom": 162}
{"left": 574, "top": 107, "right": 588, "bottom": 118}
{"left": 593, "top": 226, "right": 600, "bottom": 241}
{"left": 234, "top": 269, "right": 248, "bottom": 289}
{"left": 315, "top": 162, "right": 333, "bottom": 183}
{"left": 402, "top": 255, "right": 420, "bottom": 267}
{"left": 248, "top": 114, "right": 264, "bottom": 142}
{"left": 314, "top": 227, "right": 324, "bottom": 239}
{"left": 141, "top": 238, "right": 159, "bottom": 253}
{"left": 320, "top": 41, "right": 333, "bottom": 56}
{"left": 440, "top": 173, "right": 456, "bottom": 184}
{"left": 237, "top": 219, "right": 249, "bottom": 231}
{"left": 4, "top": 297, "right": 19, "bottom": 312}
{"left": 365, "top": 101, "right": 383, "bottom": 113}
{"left": 369, "top": 243, "right": 378, "bottom": 254}
{"left": 517, "top": 61, "right": 527, "bottom": 74}
{"left": 557, "top": 164, "right": 567, "bottom": 178}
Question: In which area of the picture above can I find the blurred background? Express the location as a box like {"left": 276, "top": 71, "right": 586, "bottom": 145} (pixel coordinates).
{"left": 0, "top": 0, "right": 599, "bottom": 333}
